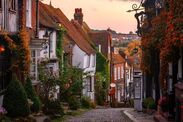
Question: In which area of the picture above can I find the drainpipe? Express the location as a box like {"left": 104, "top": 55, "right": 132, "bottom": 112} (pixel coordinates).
{"left": 36, "top": 0, "right": 39, "bottom": 38}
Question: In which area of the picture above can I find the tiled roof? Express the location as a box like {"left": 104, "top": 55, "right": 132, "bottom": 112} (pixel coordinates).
{"left": 71, "top": 20, "right": 95, "bottom": 48}
{"left": 39, "top": 3, "right": 59, "bottom": 29}
{"left": 89, "top": 30, "right": 112, "bottom": 58}
{"left": 112, "top": 53, "right": 125, "bottom": 64}
{"left": 39, "top": 2, "right": 95, "bottom": 54}
{"left": 89, "top": 30, "right": 112, "bottom": 45}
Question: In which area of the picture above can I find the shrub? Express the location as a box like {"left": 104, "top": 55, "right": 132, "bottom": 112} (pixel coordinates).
{"left": 90, "top": 102, "right": 96, "bottom": 109}
{"left": 148, "top": 100, "right": 156, "bottom": 109}
{"left": 143, "top": 97, "right": 155, "bottom": 109}
{"left": 24, "top": 77, "right": 41, "bottom": 113}
{"left": 68, "top": 96, "right": 80, "bottom": 110}
{"left": 81, "top": 96, "right": 91, "bottom": 109}
{"left": 3, "top": 75, "right": 30, "bottom": 117}
{"left": 43, "top": 100, "right": 64, "bottom": 116}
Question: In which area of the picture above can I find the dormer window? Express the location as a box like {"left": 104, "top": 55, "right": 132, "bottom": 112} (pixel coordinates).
{"left": 9, "top": 0, "right": 16, "bottom": 11}
{"left": 26, "top": 0, "right": 32, "bottom": 28}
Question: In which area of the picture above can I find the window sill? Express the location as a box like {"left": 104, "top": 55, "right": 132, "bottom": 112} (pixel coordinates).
{"left": 9, "top": 9, "right": 16, "bottom": 14}
{"left": 26, "top": 26, "right": 32, "bottom": 29}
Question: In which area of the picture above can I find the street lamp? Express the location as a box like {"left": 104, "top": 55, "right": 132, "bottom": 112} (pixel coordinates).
{"left": 127, "top": 0, "right": 149, "bottom": 37}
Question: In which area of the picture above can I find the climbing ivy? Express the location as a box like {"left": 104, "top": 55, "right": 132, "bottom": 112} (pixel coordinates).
{"left": 95, "top": 52, "right": 110, "bottom": 105}
{"left": 0, "top": 29, "right": 30, "bottom": 83}
{"left": 56, "top": 27, "right": 66, "bottom": 74}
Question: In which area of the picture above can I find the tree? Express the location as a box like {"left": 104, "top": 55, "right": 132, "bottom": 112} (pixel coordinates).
{"left": 124, "top": 40, "right": 141, "bottom": 56}
{"left": 24, "top": 77, "right": 41, "bottom": 113}
{"left": 3, "top": 74, "right": 30, "bottom": 117}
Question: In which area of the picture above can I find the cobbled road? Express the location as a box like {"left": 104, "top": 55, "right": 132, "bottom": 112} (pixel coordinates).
{"left": 65, "top": 108, "right": 132, "bottom": 122}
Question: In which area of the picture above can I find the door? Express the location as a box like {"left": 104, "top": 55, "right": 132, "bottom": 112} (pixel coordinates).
{"left": 0, "top": 48, "right": 11, "bottom": 92}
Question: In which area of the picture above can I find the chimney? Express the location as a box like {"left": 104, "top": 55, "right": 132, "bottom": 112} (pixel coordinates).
{"left": 50, "top": 0, "right": 52, "bottom": 6}
{"left": 74, "top": 8, "right": 83, "bottom": 25}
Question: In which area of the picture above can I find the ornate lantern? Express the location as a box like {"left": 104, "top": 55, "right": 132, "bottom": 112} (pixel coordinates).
{"left": 0, "top": 45, "right": 5, "bottom": 53}
{"left": 128, "top": 0, "right": 163, "bottom": 36}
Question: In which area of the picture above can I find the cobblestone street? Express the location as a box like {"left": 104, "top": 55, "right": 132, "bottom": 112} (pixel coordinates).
{"left": 65, "top": 108, "right": 133, "bottom": 122}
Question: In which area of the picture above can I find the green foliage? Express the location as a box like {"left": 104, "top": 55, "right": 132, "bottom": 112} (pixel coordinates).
{"left": 143, "top": 97, "right": 156, "bottom": 109}
{"left": 68, "top": 96, "right": 80, "bottom": 110}
{"left": 56, "top": 27, "right": 66, "bottom": 75}
{"left": 38, "top": 61, "right": 59, "bottom": 101}
{"left": 148, "top": 100, "right": 156, "bottom": 109}
{"left": 3, "top": 74, "right": 30, "bottom": 117}
{"left": 90, "top": 101, "right": 96, "bottom": 109}
{"left": 43, "top": 100, "right": 64, "bottom": 116}
{"left": 95, "top": 52, "right": 110, "bottom": 105}
{"left": 96, "top": 52, "right": 108, "bottom": 72}
{"left": 95, "top": 71, "right": 109, "bottom": 105}
{"left": 24, "top": 77, "right": 41, "bottom": 113}
{"left": 81, "top": 96, "right": 92, "bottom": 108}
{"left": 59, "top": 66, "right": 84, "bottom": 102}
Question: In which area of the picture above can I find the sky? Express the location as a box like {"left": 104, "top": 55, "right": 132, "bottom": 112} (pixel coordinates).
{"left": 43, "top": 0, "right": 140, "bottom": 33}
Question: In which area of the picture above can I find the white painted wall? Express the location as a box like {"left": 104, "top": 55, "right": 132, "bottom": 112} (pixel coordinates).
{"left": 72, "top": 44, "right": 96, "bottom": 101}
{"left": 39, "top": 30, "right": 49, "bottom": 58}
{"left": 82, "top": 75, "right": 95, "bottom": 101}
{"left": 38, "top": 30, "right": 57, "bottom": 59}
{"left": 50, "top": 31, "right": 57, "bottom": 59}
{"left": 72, "top": 44, "right": 85, "bottom": 68}
{"left": 8, "top": 13, "right": 17, "bottom": 32}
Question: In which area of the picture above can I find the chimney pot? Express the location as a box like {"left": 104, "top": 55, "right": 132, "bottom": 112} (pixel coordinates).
{"left": 74, "top": 8, "right": 83, "bottom": 25}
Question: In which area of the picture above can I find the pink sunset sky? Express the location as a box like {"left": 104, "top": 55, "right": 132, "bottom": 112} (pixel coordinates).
{"left": 43, "top": 0, "right": 140, "bottom": 33}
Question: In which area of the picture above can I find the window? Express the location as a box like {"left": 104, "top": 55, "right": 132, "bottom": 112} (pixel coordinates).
{"left": 30, "top": 50, "right": 38, "bottom": 80}
{"left": 114, "top": 67, "right": 117, "bottom": 80}
{"left": 108, "top": 46, "right": 111, "bottom": 54}
{"left": 98, "top": 44, "right": 101, "bottom": 52}
{"left": 9, "top": 0, "right": 16, "bottom": 11}
{"left": 86, "top": 77, "right": 92, "bottom": 92}
{"left": 84, "top": 55, "right": 90, "bottom": 68}
{"left": 26, "top": 0, "right": 32, "bottom": 27}
{"left": 121, "top": 65, "right": 124, "bottom": 78}
{"left": 90, "top": 55, "right": 95, "bottom": 67}
{"left": 118, "top": 67, "right": 120, "bottom": 80}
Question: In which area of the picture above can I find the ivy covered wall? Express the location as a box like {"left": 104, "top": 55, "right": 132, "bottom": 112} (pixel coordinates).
{"left": 95, "top": 52, "right": 110, "bottom": 105}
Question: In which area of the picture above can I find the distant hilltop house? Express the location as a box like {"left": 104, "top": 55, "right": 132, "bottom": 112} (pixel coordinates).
{"left": 107, "top": 28, "right": 140, "bottom": 48}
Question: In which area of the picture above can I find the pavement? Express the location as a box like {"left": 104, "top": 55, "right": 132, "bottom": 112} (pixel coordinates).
{"left": 123, "top": 108, "right": 155, "bottom": 122}
{"left": 65, "top": 108, "right": 132, "bottom": 122}
{"left": 65, "top": 108, "right": 155, "bottom": 122}
{"left": 32, "top": 108, "right": 156, "bottom": 122}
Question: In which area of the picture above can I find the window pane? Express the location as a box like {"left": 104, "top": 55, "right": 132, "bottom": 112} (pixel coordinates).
{"left": 31, "top": 50, "right": 35, "bottom": 57}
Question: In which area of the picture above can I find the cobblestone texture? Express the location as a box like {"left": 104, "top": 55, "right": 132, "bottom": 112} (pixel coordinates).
{"left": 65, "top": 108, "right": 131, "bottom": 122}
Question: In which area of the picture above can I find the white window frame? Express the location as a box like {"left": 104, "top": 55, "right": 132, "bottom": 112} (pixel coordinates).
{"left": 98, "top": 44, "right": 101, "bottom": 52}
{"left": 30, "top": 50, "right": 38, "bottom": 81}
{"left": 26, "top": 0, "right": 32, "bottom": 28}
{"left": 86, "top": 77, "right": 92, "bottom": 92}
{"left": 108, "top": 46, "right": 111, "bottom": 54}
{"left": 121, "top": 65, "right": 124, "bottom": 78}
{"left": 114, "top": 67, "right": 117, "bottom": 80}
{"left": 118, "top": 67, "right": 120, "bottom": 80}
